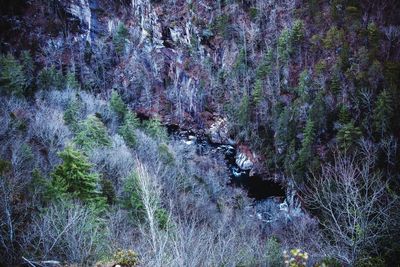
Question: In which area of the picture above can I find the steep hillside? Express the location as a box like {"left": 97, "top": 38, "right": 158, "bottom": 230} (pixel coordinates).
{"left": 0, "top": 0, "right": 399, "bottom": 266}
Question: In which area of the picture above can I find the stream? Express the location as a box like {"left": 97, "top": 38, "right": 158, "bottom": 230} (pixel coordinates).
{"left": 166, "top": 126, "right": 286, "bottom": 201}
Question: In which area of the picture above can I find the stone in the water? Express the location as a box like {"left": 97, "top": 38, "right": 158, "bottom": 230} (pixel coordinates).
{"left": 207, "top": 118, "right": 230, "bottom": 144}
{"left": 235, "top": 152, "right": 254, "bottom": 170}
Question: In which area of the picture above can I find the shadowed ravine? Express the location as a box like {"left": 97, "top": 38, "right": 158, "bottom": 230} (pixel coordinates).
{"left": 167, "top": 125, "right": 286, "bottom": 200}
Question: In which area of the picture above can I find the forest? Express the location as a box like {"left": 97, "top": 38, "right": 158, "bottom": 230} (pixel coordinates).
{"left": 0, "top": 0, "right": 399, "bottom": 266}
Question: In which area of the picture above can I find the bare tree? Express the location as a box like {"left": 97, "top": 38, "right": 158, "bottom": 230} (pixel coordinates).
{"left": 24, "top": 200, "right": 109, "bottom": 266}
{"left": 305, "top": 150, "right": 395, "bottom": 265}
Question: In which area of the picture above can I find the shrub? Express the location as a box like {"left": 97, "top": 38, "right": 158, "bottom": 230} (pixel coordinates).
{"left": 113, "top": 249, "right": 139, "bottom": 267}
{"left": 265, "top": 237, "right": 284, "bottom": 267}
{"left": 0, "top": 53, "right": 28, "bottom": 96}
{"left": 26, "top": 200, "right": 109, "bottom": 265}
{"left": 283, "top": 248, "right": 309, "bottom": 267}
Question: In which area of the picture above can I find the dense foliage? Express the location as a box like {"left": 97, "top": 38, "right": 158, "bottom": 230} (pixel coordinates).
{"left": 0, "top": 0, "right": 399, "bottom": 266}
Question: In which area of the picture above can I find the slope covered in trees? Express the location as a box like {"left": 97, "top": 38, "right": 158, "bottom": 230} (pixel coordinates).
{"left": 0, "top": 0, "right": 399, "bottom": 266}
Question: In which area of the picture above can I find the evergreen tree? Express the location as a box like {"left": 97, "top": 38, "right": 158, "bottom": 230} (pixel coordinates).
{"left": 367, "top": 22, "right": 380, "bottom": 59}
{"left": 298, "top": 69, "right": 312, "bottom": 102}
{"left": 21, "top": 50, "right": 34, "bottom": 87}
{"left": 238, "top": 93, "right": 250, "bottom": 126}
{"left": 37, "top": 66, "right": 64, "bottom": 90}
{"left": 278, "top": 28, "right": 291, "bottom": 61}
{"left": 144, "top": 118, "right": 167, "bottom": 140}
{"left": 309, "top": 91, "right": 326, "bottom": 133}
{"left": 118, "top": 111, "right": 139, "bottom": 147}
{"left": 373, "top": 90, "right": 393, "bottom": 137}
{"left": 330, "top": 71, "right": 341, "bottom": 95}
{"left": 274, "top": 106, "right": 296, "bottom": 154}
{"left": 0, "top": 53, "right": 27, "bottom": 96}
{"left": 291, "top": 20, "right": 305, "bottom": 46}
{"left": 284, "top": 139, "right": 297, "bottom": 177}
{"left": 294, "top": 119, "right": 316, "bottom": 178}
{"left": 65, "top": 70, "right": 80, "bottom": 90}
{"left": 337, "top": 121, "right": 361, "bottom": 150}
{"left": 122, "top": 172, "right": 145, "bottom": 222}
{"left": 100, "top": 177, "right": 116, "bottom": 205}
{"left": 64, "top": 98, "right": 81, "bottom": 131}
{"left": 113, "top": 23, "right": 130, "bottom": 55}
{"left": 50, "top": 146, "right": 104, "bottom": 205}
{"left": 252, "top": 79, "right": 263, "bottom": 106}
{"left": 338, "top": 104, "right": 351, "bottom": 124}
{"left": 74, "top": 115, "right": 111, "bottom": 151}
{"left": 256, "top": 50, "right": 273, "bottom": 79}
{"left": 110, "top": 90, "right": 127, "bottom": 118}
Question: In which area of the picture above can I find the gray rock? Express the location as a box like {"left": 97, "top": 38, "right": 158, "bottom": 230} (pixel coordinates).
{"left": 235, "top": 152, "right": 254, "bottom": 170}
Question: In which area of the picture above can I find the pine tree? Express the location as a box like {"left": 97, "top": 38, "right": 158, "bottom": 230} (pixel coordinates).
{"left": 337, "top": 121, "right": 361, "bottom": 150}
{"left": 50, "top": 146, "right": 103, "bottom": 204}
{"left": 238, "top": 93, "right": 250, "bottom": 125}
{"left": 252, "top": 79, "right": 263, "bottom": 106}
{"left": 65, "top": 70, "right": 80, "bottom": 90}
{"left": 122, "top": 172, "right": 145, "bottom": 222}
{"left": 338, "top": 104, "right": 351, "bottom": 124}
{"left": 295, "top": 119, "right": 316, "bottom": 178}
{"left": 113, "top": 23, "right": 130, "bottom": 55}
{"left": 256, "top": 50, "right": 273, "bottom": 79}
{"left": 284, "top": 139, "right": 297, "bottom": 177}
{"left": 373, "top": 90, "right": 393, "bottom": 137}
{"left": 74, "top": 115, "right": 111, "bottom": 151}
{"left": 21, "top": 50, "right": 34, "bottom": 87}
{"left": 309, "top": 91, "right": 326, "bottom": 132}
{"left": 64, "top": 98, "right": 81, "bottom": 131}
{"left": 278, "top": 29, "right": 291, "bottom": 61}
{"left": 110, "top": 90, "right": 127, "bottom": 118}
{"left": 0, "top": 53, "right": 27, "bottom": 96}
{"left": 37, "top": 66, "right": 64, "bottom": 90}
{"left": 118, "top": 111, "right": 139, "bottom": 147}
{"left": 274, "top": 106, "right": 296, "bottom": 153}
{"left": 291, "top": 20, "right": 305, "bottom": 46}
{"left": 330, "top": 71, "right": 341, "bottom": 95}
{"left": 144, "top": 118, "right": 167, "bottom": 140}
{"left": 367, "top": 22, "right": 380, "bottom": 59}
{"left": 298, "top": 69, "right": 312, "bottom": 102}
{"left": 100, "top": 178, "right": 116, "bottom": 205}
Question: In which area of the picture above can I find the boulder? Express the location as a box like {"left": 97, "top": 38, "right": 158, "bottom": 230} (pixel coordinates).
{"left": 235, "top": 152, "right": 254, "bottom": 170}
{"left": 207, "top": 118, "right": 231, "bottom": 144}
